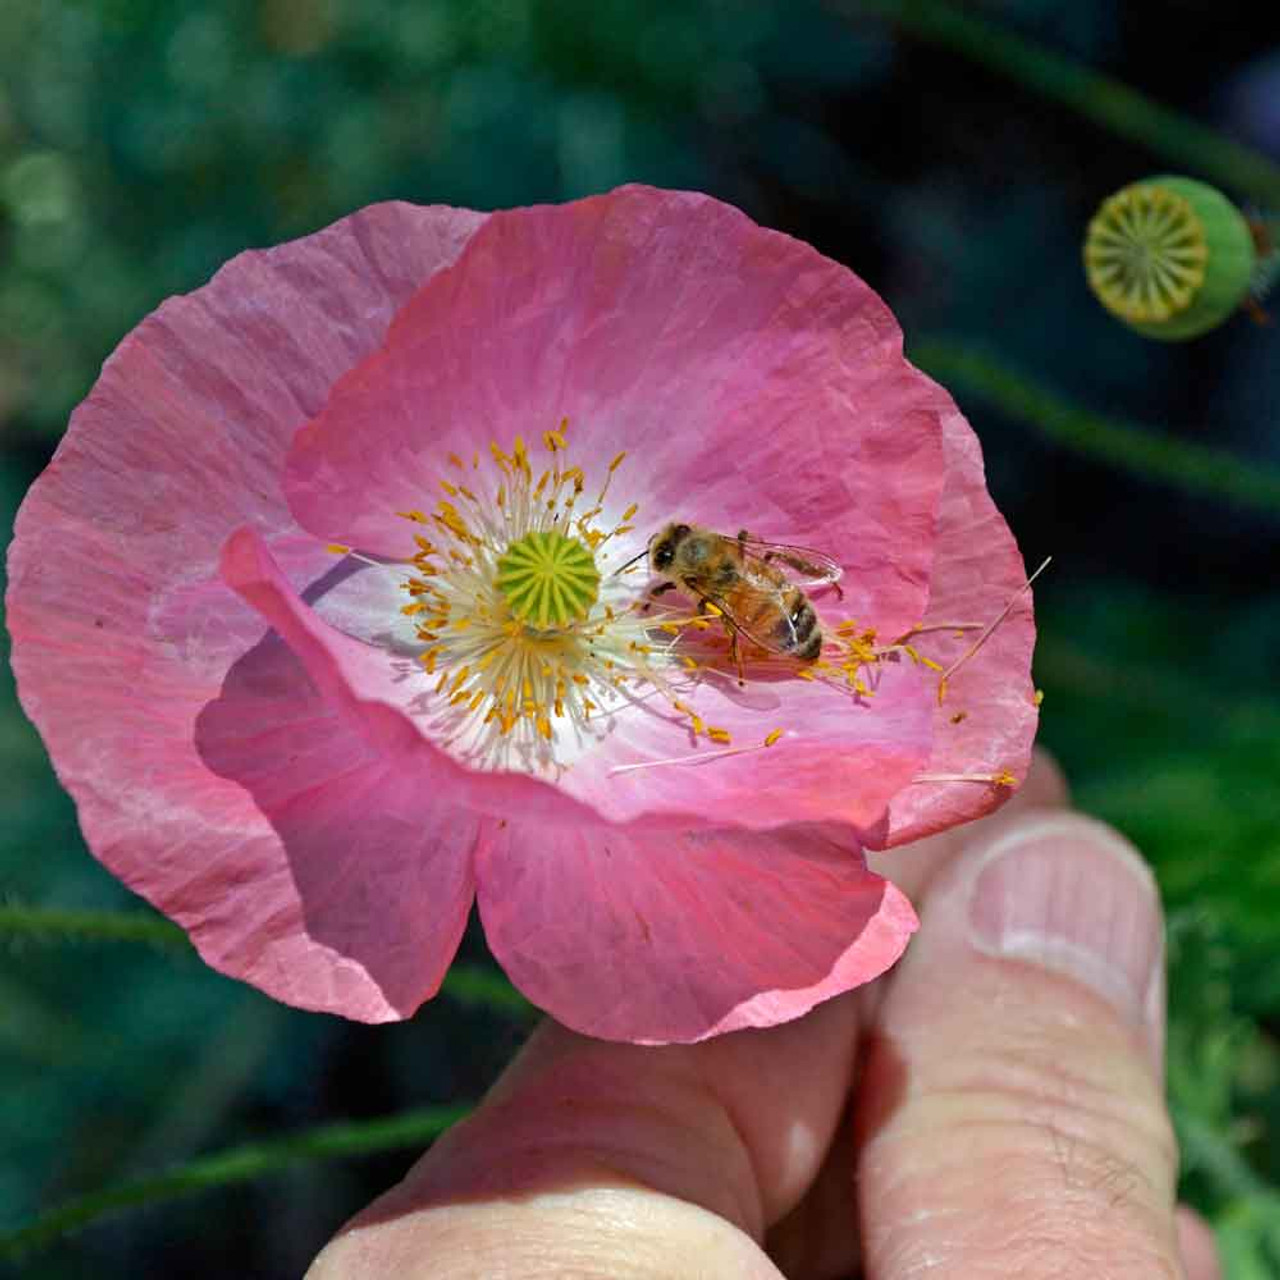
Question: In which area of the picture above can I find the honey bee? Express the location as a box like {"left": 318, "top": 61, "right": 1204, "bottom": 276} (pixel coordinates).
{"left": 646, "top": 523, "right": 843, "bottom": 677}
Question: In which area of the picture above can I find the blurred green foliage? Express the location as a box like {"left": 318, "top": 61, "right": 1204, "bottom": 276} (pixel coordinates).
{"left": 2, "top": 0, "right": 1279, "bottom": 1273}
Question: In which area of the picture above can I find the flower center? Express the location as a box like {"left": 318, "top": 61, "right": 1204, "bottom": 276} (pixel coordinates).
{"left": 369, "top": 426, "right": 698, "bottom": 776}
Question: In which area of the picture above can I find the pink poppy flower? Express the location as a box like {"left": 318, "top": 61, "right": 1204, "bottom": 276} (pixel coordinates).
{"left": 6, "top": 186, "right": 1038, "bottom": 1044}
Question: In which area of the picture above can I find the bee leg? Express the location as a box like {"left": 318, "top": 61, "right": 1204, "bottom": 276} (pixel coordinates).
{"left": 640, "top": 581, "right": 678, "bottom": 614}
{"left": 728, "top": 627, "right": 745, "bottom": 685}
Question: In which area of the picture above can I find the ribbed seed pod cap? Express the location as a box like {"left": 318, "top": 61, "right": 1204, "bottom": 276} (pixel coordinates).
{"left": 1084, "top": 175, "right": 1256, "bottom": 340}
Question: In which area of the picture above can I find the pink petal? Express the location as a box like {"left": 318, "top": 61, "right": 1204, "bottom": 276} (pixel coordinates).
{"left": 193, "top": 636, "right": 479, "bottom": 1020}
{"left": 478, "top": 820, "right": 919, "bottom": 1044}
{"left": 6, "top": 202, "right": 487, "bottom": 1016}
{"left": 876, "top": 391, "right": 1040, "bottom": 847}
{"left": 285, "top": 185, "right": 946, "bottom": 637}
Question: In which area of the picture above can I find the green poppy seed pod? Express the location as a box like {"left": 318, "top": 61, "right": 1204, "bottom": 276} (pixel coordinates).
{"left": 1083, "top": 176, "right": 1256, "bottom": 340}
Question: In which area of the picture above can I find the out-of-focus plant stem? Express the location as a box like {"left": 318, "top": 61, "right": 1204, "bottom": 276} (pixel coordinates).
{"left": 0, "top": 904, "right": 536, "bottom": 1014}
{"left": 0, "top": 1105, "right": 468, "bottom": 1258}
{"left": 0, "top": 904, "right": 187, "bottom": 949}
{"left": 848, "top": 0, "right": 1280, "bottom": 206}
{"left": 913, "top": 339, "right": 1280, "bottom": 515}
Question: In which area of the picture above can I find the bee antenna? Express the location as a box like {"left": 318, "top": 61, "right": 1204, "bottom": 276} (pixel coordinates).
{"left": 610, "top": 542, "right": 651, "bottom": 578}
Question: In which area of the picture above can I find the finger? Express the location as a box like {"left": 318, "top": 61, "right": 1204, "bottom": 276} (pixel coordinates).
{"left": 308, "top": 992, "right": 864, "bottom": 1278}
{"left": 1176, "top": 1205, "right": 1222, "bottom": 1280}
{"left": 766, "top": 749, "right": 1070, "bottom": 1277}
{"left": 855, "top": 812, "right": 1180, "bottom": 1278}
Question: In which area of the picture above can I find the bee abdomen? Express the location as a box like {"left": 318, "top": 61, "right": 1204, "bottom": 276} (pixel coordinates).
{"left": 795, "top": 627, "right": 823, "bottom": 661}
{"left": 774, "top": 590, "right": 820, "bottom": 658}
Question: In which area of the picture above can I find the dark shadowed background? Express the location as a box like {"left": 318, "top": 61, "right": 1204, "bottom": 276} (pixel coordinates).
{"left": 2, "top": 1, "right": 1279, "bottom": 1274}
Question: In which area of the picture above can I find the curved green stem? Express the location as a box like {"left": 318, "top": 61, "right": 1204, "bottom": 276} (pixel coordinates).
{"left": 0, "top": 903, "right": 189, "bottom": 950}
{"left": 913, "top": 339, "right": 1280, "bottom": 515}
{"left": 849, "top": 0, "right": 1280, "bottom": 206}
{"left": 0, "top": 1105, "right": 468, "bottom": 1258}
{"left": 0, "top": 904, "right": 536, "bottom": 1013}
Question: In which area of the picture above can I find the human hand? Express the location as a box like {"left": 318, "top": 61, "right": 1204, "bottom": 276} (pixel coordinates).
{"left": 308, "top": 755, "right": 1220, "bottom": 1279}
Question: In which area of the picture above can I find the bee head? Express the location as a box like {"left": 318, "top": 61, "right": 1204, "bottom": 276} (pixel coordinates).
{"left": 649, "top": 523, "right": 691, "bottom": 574}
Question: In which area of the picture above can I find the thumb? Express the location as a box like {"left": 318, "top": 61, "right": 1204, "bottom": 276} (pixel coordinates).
{"left": 855, "top": 813, "right": 1185, "bottom": 1278}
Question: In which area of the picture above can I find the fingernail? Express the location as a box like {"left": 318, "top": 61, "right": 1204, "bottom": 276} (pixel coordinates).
{"left": 967, "top": 815, "right": 1164, "bottom": 1040}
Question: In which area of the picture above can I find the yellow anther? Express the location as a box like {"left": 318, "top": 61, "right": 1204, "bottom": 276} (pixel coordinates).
{"left": 440, "top": 478, "right": 458, "bottom": 496}
{"left": 707, "top": 727, "right": 731, "bottom": 745}
{"left": 325, "top": 542, "right": 351, "bottom": 555}
{"left": 1033, "top": 689, "right": 1045, "bottom": 707}
{"left": 608, "top": 451, "right": 626, "bottom": 472}
{"left": 764, "top": 729, "right": 784, "bottom": 747}
{"left": 396, "top": 510, "right": 429, "bottom": 523}
{"left": 622, "top": 503, "right": 638, "bottom": 521}
{"left": 447, "top": 451, "right": 464, "bottom": 469}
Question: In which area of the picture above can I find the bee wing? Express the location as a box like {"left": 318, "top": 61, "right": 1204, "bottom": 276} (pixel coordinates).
{"left": 736, "top": 538, "right": 844, "bottom": 589}
{"left": 694, "top": 582, "right": 800, "bottom": 655}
